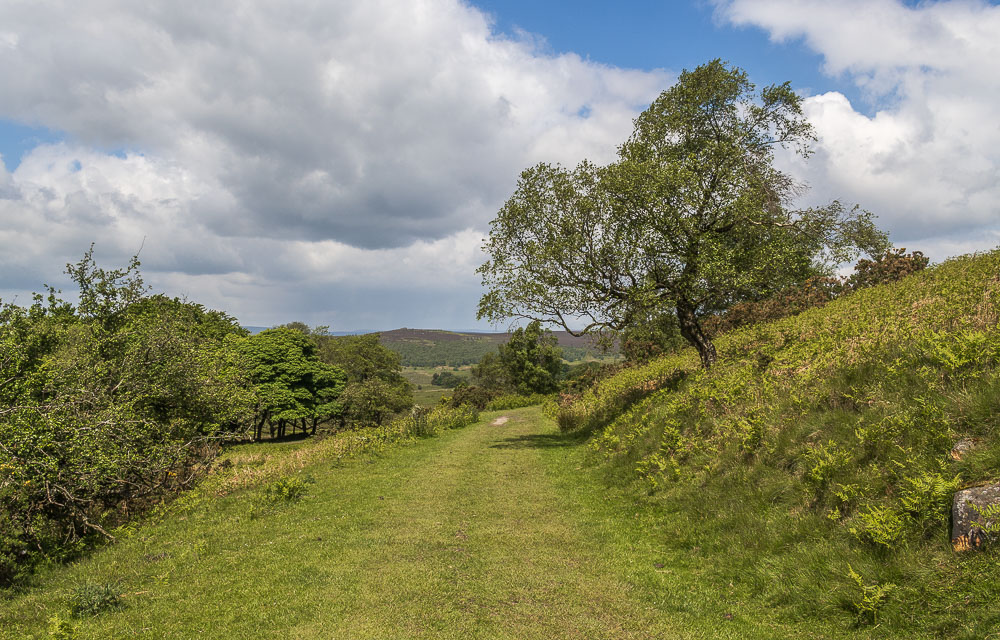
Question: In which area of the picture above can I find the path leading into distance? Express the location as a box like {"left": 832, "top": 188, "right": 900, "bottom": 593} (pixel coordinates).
{"left": 2, "top": 407, "right": 804, "bottom": 639}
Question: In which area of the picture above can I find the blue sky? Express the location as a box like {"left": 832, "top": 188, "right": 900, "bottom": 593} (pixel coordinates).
{"left": 474, "top": 1, "right": 853, "bottom": 98}
{"left": 0, "top": 0, "right": 997, "bottom": 330}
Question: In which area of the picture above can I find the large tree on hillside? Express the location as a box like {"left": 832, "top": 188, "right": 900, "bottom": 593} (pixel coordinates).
{"left": 477, "top": 60, "right": 889, "bottom": 368}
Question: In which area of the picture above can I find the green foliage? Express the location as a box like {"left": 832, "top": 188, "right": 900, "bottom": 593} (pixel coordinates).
{"left": 802, "top": 440, "right": 852, "bottom": 490}
{"left": 846, "top": 564, "right": 895, "bottom": 625}
{"left": 47, "top": 615, "right": 78, "bottom": 639}
{"left": 431, "top": 371, "right": 464, "bottom": 388}
{"left": 0, "top": 249, "right": 254, "bottom": 588}
{"left": 484, "top": 393, "right": 549, "bottom": 411}
{"left": 620, "top": 309, "right": 685, "bottom": 363}
{"left": 339, "top": 377, "right": 413, "bottom": 426}
{"left": 68, "top": 582, "right": 123, "bottom": 617}
{"left": 702, "top": 249, "right": 929, "bottom": 339}
{"left": 262, "top": 475, "right": 312, "bottom": 503}
{"left": 899, "top": 472, "right": 962, "bottom": 533}
{"left": 849, "top": 505, "right": 906, "bottom": 550}
{"left": 970, "top": 503, "right": 1000, "bottom": 537}
{"left": 847, "top": 247, "right": 929, "bottom": 290}
{"left": 556, "top": 249, "right": 1000, "bottom": 627}
{"left": 443, "top": 385, "right": 495, "bottom": 411}
{"left": 236, "top": 328, "right": 347, "bottom": 439}
{"left": 478, "top": 59, "right": 888, "bottom": 368}
{"left": 317, "top": 333, "right": 405, "bottom": 385}
{"left": 469, "top": 352, "right": 513, "bottom": 393}
{"left": 498, "top": 321, "right": 562, "bottom": 394}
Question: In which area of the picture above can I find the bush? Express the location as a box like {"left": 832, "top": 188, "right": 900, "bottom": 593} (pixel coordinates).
{"left": 68, "top": 582, "right": 123, "bottom": 617}
{"left": 484, "top": 393, "right": 549, "bottom": 411}
{"left": 262, "top": 475, "right": 312, "bottom": 503}
{"left": 445, "top": 385, "right": 495, "bottom": 410}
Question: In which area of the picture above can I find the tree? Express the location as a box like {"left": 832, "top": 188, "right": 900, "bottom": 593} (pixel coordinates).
{"left": 469, "top": 351, "right": 512, "bottom": 392}
{"left": 477, "top": 60, "right": 889, "bottom": 368}
{"left": 497, "top": 321, "right": 562, "bottom": 394}
{"left": 431, "top": 371, "right": 464, "bottom": 388}
{"left": 316, "top": 333, "right": 404, "bottom": 385}
{"left": 314, "top": 332, "right": 413, "bottom": 426}
{"left": 236, "top": 328, "right": 346, "bottom": 439}
{"left": 339, "top": 378, "right": 412, "bottom": 426}
{"left": 0, "top": 249, "right": 255, "bottom": 585}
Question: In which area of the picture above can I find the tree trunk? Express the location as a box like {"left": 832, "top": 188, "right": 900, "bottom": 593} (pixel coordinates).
{"left": 676, "top": 299, "right": 717, "bottom": 368}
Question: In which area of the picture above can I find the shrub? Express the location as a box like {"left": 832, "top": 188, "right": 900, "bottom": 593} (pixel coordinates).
{"left": 484, "top": 393, "right": 549, "bottom": 411}
{"left": 262, "top": 475, "right": 312, "bottom": 503}
{"left": 445, "top": 385, "right": 495, "bottom": 410}
{"left": 68, "top": 582, "right": 123, "bottom": 617}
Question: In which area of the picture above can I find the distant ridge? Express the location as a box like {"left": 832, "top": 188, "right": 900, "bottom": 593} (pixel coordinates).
{"left": 377, "top": 327, "right": 604, "bottom": 349}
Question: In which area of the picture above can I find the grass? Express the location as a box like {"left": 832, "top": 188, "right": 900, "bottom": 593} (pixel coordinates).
{"left": 557, "top": 249, "right": 1000, "bottom": 637}
{"left": 2, "top": 405, "right": 957, "bottom": 639}
{"left": 402, "top": 365, "right": 470, "bottom": 407}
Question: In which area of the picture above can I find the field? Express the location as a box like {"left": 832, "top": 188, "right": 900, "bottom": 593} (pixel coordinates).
{"left": 401, "top": 365, "right": 471, "bottom": 407}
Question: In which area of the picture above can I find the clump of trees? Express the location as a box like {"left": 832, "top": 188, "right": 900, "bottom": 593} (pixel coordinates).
{"left": 478, "top": 60, "right": 890, "bottom": 369}
{"left": 237, "top": 328, "right": 346, "bottom": 440}
{"left": 0, "top": 249, "right": 260, "bottom": 586}
{"left": 446, "top": 321, "right": 563, "bottom": 408}
{"left": 283, "top": 328, "right": 413, "bottom": 427}
{"left": 0, "top": 252, "right": 419, "bottom": 588}
{"left": 431, "top": 371, "right": 464, "bottom": 388}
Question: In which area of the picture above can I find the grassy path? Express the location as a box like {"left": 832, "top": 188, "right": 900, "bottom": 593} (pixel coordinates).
{"left": 1, "top": 408, "right": 866, "bottom": 639}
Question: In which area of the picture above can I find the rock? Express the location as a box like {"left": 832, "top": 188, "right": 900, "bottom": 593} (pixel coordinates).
{"left": 950, "top": 438, "right": 975, "bottom": 461}
{"left": 952, "top": 483, "right": 1000, "bottom": 551}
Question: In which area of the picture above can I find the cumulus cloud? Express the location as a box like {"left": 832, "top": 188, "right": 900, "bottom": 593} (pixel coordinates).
{"left": 716, "top": 0, "right": 1000, "bottom": 259}
{"left": 0, "top": 0, "right": 669, "bottom": 326}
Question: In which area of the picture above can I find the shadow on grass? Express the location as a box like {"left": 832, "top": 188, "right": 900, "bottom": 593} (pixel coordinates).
{"left": 489, "top": 430, "right": 591, "bottom": 450}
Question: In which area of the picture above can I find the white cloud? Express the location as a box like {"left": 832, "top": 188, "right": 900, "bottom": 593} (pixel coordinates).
{"left": 717, "top": 0, "right": 1000, "bottom": 259}
{"left": 0, "top": 0, "right": 669, "bottom": 327}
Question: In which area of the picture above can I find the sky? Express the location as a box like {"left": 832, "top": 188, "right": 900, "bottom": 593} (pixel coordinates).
{"left": 0, "top": 0, "right": 997, "bottom": 331}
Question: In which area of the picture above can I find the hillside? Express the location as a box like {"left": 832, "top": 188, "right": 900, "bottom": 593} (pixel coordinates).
{"left": 378, "top": 327, "right": 614, "bottom": 366}
{"left": 557, "top": 249, "right": 1000, "bottom": 634}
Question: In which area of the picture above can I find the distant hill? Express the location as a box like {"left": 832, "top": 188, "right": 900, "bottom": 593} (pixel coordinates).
{"left": 376, "top": 328, "right": 616, "bottom": 367}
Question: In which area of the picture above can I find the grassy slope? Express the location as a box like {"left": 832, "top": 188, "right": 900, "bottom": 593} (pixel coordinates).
{"left": 561, "top": 250, "right": 1000, "bottom": 637}
{"left": 1, "top": 407, "right": 897, "bottom": 639}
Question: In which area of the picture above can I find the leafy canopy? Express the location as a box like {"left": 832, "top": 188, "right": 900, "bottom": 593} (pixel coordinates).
{"left": 477, "top": 60, "right": 889, "bottom": 367}
{"left": 497, "top": 321, "right": 563, "bottom": 395}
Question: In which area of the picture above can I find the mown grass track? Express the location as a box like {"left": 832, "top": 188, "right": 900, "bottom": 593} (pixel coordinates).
{"left": 2, "top": 407, "right": 898, "bottom": 639}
